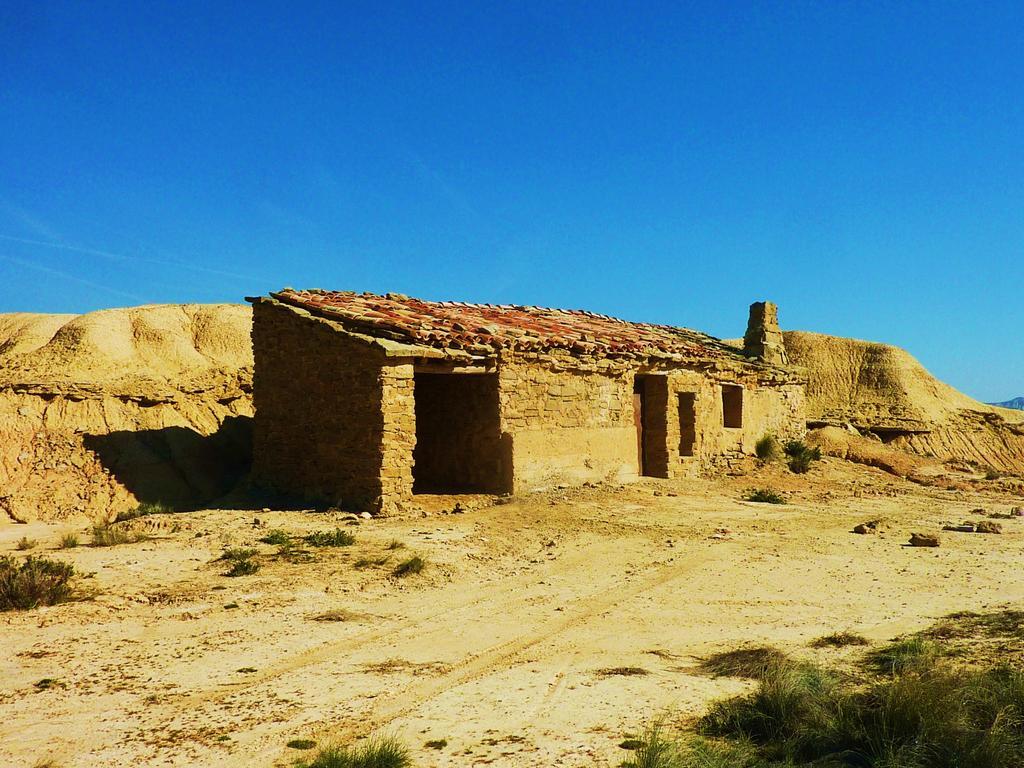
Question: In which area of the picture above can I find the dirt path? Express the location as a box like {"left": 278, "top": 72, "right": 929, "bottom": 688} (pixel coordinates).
{"left": 2, "top": 459, "right": 1023, "bottom": 767}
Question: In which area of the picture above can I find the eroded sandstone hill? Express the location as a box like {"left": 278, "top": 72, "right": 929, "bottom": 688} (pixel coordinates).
{"left": 784, "top": 331, "right": 1024, "bottom": 474}
{"left": 0, "top": 305, "right": 253, "bottom": 522}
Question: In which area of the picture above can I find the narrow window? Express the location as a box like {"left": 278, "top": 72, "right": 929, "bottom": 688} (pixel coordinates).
{"left": 722, "top": 385, "right": 743, "bottom": 429}
{"left": 677, "top": 393, "right": 696, "bottom": 456}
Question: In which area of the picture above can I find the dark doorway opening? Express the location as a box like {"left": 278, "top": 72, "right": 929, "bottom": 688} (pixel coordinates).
{"left": 677, "top": 393, "right": 697, "bottom": 457}
{"left": 413, "top": 373, "right": 509, "bottom": 494}
{"left": 722, "top": 384, "right": 743, "bottom": 429}
{"left": 633, "top": 375, "right": 669, "bottom": 477}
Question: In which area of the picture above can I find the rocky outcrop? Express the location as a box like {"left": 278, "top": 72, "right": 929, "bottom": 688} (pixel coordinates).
{"left": 0, "top": 305, "right": 253, "bottom": 523}
{"left": 785, "top": 331, "right": 1024, "bottom": 474}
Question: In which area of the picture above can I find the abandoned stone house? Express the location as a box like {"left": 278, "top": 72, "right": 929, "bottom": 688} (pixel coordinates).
{"left": 247, "top": 289, "right": 806, "bottom": 513}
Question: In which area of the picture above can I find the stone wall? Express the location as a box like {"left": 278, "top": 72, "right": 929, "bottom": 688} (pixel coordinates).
{"left": 497, "top": 356, "right": 636, "bottom": 491}
{"left": 496, "top": 352, "right": 806, "bottom": 490}
{"left": 251, "top": 301, "right": 389, "bottom": 510}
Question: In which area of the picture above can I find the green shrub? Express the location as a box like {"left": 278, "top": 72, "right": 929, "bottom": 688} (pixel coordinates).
{"left": 15, "top": 536, "right": 37, "bottom": 551}
{"left": 296, "top": 735, "right": 410, "bottom": 768}
{"left": 90, "top": 524, "right": 146, "bottom": 547}
{"left": 754, "top": 435, "right": 783, "bottom": 462}
{"left": 866, "top": 637, "right": 941, "bottom": 675}
{"left": 288, "top": 739, "right": 317, "bottom": 750}
{"left": 392, "top": 556, "right": 425, "bottom": 578}
{"left": 744, "top": 489, "right": 785, "bottom": 504}
{"left": 619, "top": 722, "right": 684, "bottom": 768}
{"left": 698, "top": 647, "right": 789, "bottom": 679}
{"left": 810, "top": 631, "right": 870, "bottom": 648}
{"left": 225, "top": 558, "right": 259, "bottom": 577}
{"left": 259, "top": 529, "right": 292, "bottom": 546}
{"left": 694, "top": 652, "right": 1024, "bottom": 768}
{"left": 220, "top": 547, "right": 258, "bottom": 562}
{"left": 0, "top": 556, "right": 76, "bottom": 610}
{"left": 784, "top": 440, "right": 821, "bottom": 474}
{"left": 115, "top": 501, "right": 172, "bottom": 523}
{"left": 304, "top": 529, "right": 355, "bottom": 548}
{"left": 59, "top": 533, "right": 79, "bottom": 549}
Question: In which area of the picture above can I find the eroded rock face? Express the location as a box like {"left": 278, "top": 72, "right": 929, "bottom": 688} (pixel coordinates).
{"left": 786, "top": 331, "right": 1024, "bottom": 474}
{"left": 0, "top": 305, "right": 253, "bottom": 523}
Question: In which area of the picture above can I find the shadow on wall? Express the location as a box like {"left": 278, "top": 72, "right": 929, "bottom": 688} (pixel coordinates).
{"left": 83, "top": 415, "right": 254, "bottom": 511}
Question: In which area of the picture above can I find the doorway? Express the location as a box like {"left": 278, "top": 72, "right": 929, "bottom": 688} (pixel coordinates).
{"left": 677, "top": 392, "right": 697, "bottom": 457}
{"left": 633, "top": 375, "right": 669, "bottom": 477}
{"left": 412, "top": 373, "right": 509, "bottom": 493}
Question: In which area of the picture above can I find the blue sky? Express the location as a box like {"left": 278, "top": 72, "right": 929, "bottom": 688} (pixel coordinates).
{"left": 1, "top": 2, "right": 1021, "bottom": 400}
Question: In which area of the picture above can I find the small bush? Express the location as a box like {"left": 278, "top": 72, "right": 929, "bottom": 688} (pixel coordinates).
{"left": 423, "top": 739, "right": 447, "bottom": 750}
{"left": 59, "top": 533, "right": 79, "bottom": 549}
{"left": 114, "top": 501, "right": 172, "bottom": 523}
{"left": 16, "top": 536, "right": 37, "bottom": 551}
{"left": 90, "top": 524, "right": 146, "bottom": 547}
{"left": 225, "top": 558, "right": 259, "bottom": 577}
{"left": 784, "top": 440, "right": 821, "bottom": 474}
{"left": 866, "top": 636, "right": 941, "bottom": 675}
{"left": 259, "top": 529, "right": 292, "bottom": 546}
{"left": 392, "top": 556, "right": 425, "bottom": 578}
{"left": 810, "top": 631, "right": 870, "bottom": 648}
{"left": 304, "top": 529, "right": 355, "bottom": 548}
{"left": 297, "top": 735, "right": 410, "bottom": 768}
{"left": 596, "top": 666, "right": 649, "bottom": 677}
{"left": 985, "top": 468, "right": 1002, "bottom": 480}
{"left": 354, "top": 556, "right": 389, "bottom": 570}
{"left": 754, "top": 434, "right": 783, "bottom": 462}
{"left": 0, "top": 556, "right": 76, "bottom": 611}
{"left": 744, "top": 489, "right": 785, "bottom": 504}
{"left": 219, "top": 547, "right": 258, "bottom": 562}
{"left": 288, "top": 739, "right": 317, "bottom": 750}
{"left": 385, "top": 540, "right": 405, "bottom": 550}
{"left": 698, "top": 646, "right": 789, "bottom": 679}
{"left": 619, "top": 722, "right": 684, "bottom": 768}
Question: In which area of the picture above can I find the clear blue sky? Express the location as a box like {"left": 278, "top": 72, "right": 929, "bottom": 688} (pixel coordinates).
{"left": 1, "top": 2, "right": 1021, "bottom": 401}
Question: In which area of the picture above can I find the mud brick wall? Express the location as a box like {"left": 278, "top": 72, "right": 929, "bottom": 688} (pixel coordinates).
{"left": 497, "top": 356, "right": 636, "bottom": 491}
{"left": 251, "top": 301, "right": 388, "bottom": 510}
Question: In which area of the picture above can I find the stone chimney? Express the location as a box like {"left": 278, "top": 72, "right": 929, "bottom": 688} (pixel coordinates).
{"left": 743, "top": 301, "right": 788, "bottom": 365}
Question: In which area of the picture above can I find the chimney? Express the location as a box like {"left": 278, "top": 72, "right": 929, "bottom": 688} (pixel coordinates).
{"left": 743, "top": 301, "right": 788, "bottom": 365}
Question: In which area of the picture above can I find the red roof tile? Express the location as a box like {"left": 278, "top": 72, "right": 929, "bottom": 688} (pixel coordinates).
{"left": 269, "top": 289, "right": 746, "bottom": 362}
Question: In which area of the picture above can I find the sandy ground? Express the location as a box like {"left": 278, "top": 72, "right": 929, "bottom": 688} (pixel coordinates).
{"left": 2, "top": 459, "right": 1024, "bottom": 768}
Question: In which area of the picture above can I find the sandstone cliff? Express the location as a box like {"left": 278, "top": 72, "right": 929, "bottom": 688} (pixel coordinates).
{"left": 0, "top": 305, "right": 253, "bottom": 523}
{"left": 784, "top": 331, "right": 1024, "bottom": 474}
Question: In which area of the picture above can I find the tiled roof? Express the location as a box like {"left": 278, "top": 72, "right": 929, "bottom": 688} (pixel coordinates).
{"left": 268, "top": 288, "right": 747, "bottom": 362}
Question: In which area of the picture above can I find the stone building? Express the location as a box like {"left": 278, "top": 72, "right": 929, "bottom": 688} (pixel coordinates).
{"left": 247, "top": 289, "right": 806, "bottom": 513}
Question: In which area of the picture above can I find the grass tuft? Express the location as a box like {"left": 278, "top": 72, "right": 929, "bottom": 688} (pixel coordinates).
{"left": 392, "top": 556, "right": 425, "bottom": 578}
{"left": 423, "top": 739, "right": 447, "bottom": 750}
{"left": 744, "top": 488, "right": 785, "bottom": 504}
{"left": 754, "top": 434, "right": 783, "bottom": 462}
{"left": 698, "top": 646, "right": 789, "bottom": 679}
{"left": 259, "top": 529, "right": 292, "bottom": 546}
{"left": 225, "top": 558, "right": 259, "bottom": 577}
{"left": 296, "top": 734, "right": 410, "bottom": 768}
{"left": 0, "top": 556, "right": 76, "bottom": 611}
{"left": 288, "top": 739, "right": 317, "bottom": 750}
{"left": 810, "top": 631, "right": 871, "bottom": 648}
{"left": 784, "top": 440, "right": 822, "bottom": 474}
{"left": 865, "top": 636, "right": 942, "bottom": 675}
{"left": 15, "top": 536, "right": 37, "bottom": 551}
{"left": 304, "top": 529, "right": 356, "bottom": 548}
{"left": 114, "top": 501, "right": 172, "bottom": 523}
{"left": 90, "top": 523, "right": 146, "bottom": 547}
{"left": 618, "top": 722, "right": 684, "bottom": 768}
{"left": 59, "top": 533, "right": 79, "bottom": 549}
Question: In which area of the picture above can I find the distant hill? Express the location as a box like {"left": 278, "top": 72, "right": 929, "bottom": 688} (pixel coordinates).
{"left": 993, "top": 397, "right": 1024, "bottom": 410}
